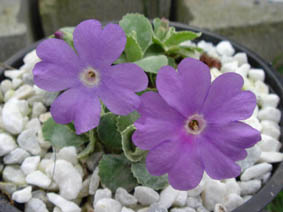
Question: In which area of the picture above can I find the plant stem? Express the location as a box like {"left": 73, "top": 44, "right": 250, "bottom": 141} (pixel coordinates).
{"left": 77, "top": 129, "right": 96, "bottom": 159}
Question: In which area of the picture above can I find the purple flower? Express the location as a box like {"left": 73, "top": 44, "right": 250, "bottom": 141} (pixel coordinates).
{"left": 133, "top": 58, "right": 261, "bottom": 190}
{"left": 33, "top": 20, "right": 148, "bottom": 134}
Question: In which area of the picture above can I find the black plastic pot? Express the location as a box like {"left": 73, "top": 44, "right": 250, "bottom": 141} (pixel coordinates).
{"left": 0, "top": 22, "right": 282, "bottom": 212}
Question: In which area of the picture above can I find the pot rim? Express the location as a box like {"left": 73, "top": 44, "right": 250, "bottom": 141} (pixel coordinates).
{"left": 0, "top": 22, "right": 282, "bottom": 212}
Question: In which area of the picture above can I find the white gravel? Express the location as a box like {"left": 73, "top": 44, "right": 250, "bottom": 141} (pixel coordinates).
{"left": 0, "top": 39, "right": 281, "bottom": 212}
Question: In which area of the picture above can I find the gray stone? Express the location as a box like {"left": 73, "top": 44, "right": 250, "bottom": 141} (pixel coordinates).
{"left": 148, "top": 203, "right": 168, "bottom": 212}
{"left": 175, "top": 0, "right": 283, "bottom": 65}
{"left": 39, "top": 0, "right": 171, "bottom": 35}
{"left": 25, "top": 198, "right": 49, "bottom": 212}
{"left": 0, "top": 0, "right": 30, "bottom": 61}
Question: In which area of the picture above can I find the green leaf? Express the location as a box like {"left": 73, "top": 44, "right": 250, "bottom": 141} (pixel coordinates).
{"left": 99, "top": 154, "right": 138, "bottom": 192}
{"left": 119, "top": 13, "right": 153, "bottom": 52}
{"left": 153, "top": 18, "right": 172, "bottom": 42}
{"left": 124, "top": 31, "right": 143, "bottom": 62}
{"left": 144, "top": 44, "right": 164, "bottom": 57}
{"left": 97, "top": 113, "right": 122, "bottom": 151}
{"left": 135, "top": 55, "right": 168, "bottom": 74}
{"left": 42, "top": 118, "right": 87, "bottom": 149}
{"left": 114, "top": 53, "right": 127, "bottom": 64}
{"left": 116, "top": 111, "right": 140, "bottom": 133}
{"left": 131, "top": 161, "right": 168, "bottom": 190}
{"left": 164, "top": 31, "right": 201, "bottom": 49}
{"left": 121, "top": 125, "right": 147, "bottom": 162}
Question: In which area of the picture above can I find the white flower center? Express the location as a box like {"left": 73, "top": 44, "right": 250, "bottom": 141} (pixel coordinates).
{"left": 185, "top": 114, "right": 206, "bottom": 135}
{"left": 80, "top": 67, "right": 100, "bottom": 87}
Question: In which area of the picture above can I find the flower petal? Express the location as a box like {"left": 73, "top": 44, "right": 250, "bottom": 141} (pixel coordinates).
{"left": 34, "top": 38, "right": 82, "bottom": 91}
{"left": 133, "top": 92, "right": 184, "bottom": 150}
{"left": 146, "top": 140, "right": 180, "bottom": 176}
{"left": 33, "top": 62, "right": 79, "bottom": 92}
{"left": 98, "top": 80, "right": 140, "bottom": 115}
{"left": 73, "top": 20, "right": 126, "bottom": 67}
{"left": 109, "top": 63, "right": 148, "bottom": 92}
{"left": 201, "top": 72, "right": 256, "bottom": 123}
{"left": 199, "top": 136, "right": 241, "bottom": 180}
{"left": 50, "top": 87, "right": 101, "bottom": 134}
{"left": 157, "top": 58, "right": 211, "bottom": 117}
{"left": 36, "top": 38, "right": 80, "bottom": 68}
{"left": 168, "top": 139, "right": 204, "bottom": 190}
{"left": 205, "top": 121, "right": 261, "bottom": 150}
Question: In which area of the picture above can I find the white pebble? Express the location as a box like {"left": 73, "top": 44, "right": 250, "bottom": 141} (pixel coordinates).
{"left": 261, "top": 120, "right": 281, "bottom": 140}
{"left": 25, "top": 198, "right": 49, "bottom": 212}
{"left": 158, "top": 185, "right": 179, "bottom": 208}
{"left": 1, "top": 80, "right": 12, "bottom": 94}
{"left": 13, "top": 84, "right": 35, "bottom": 99}
{"left": 47, "top": 160, "right": 82, "bottom": 200}
{"left": 26, "top": 171, "right": 51, "bottom": 188}
{"left": 254, "top": 81, "right": 269, "bottom": 95}
{"left": 115, "top": 187, "right": 137, "bottom": 207}
{"left": 17, "top": 129, "right": 41, "bottom": 155}
{"left": 223, "top": 193, "right": 243, "bottom": 211}
{"left": 188, "top": 177, "right": 205, "bottom": 197}
{"left": 234, "top": 52, "right": 248, "bottom": 66}
{"left": 237, "top": 145, "right": 261, "bottom": 171}
{"left": 187, "top": 196, "right": 203, "bottom": 209}
{"left": 171, "top": 207, "right": 196, "bottom": 212}
{"left": 259, "top": 152, "right": 283, "bottom": 163}
{"left": 241, "top": 163, "right": 272, "bottom": 181}
{"left": 221, "top": 61, "right": 238, "bottom": 73}
{"left": 196, "top": 206, "right": 209, "bottom": 212}
{"left": 25, "top": 118, "right": 41, "bottom": 132}
{"left": 3, "top": 166, "right": 26, "bottom": 184}
{"left": 257, "top": 134, "right": 281, "bottom": 152}
{"left": 12, "top": 78, "right": 23, "bottom": 89}
{"left": 137, "top": 208, "right": 149, "bottom": 212}
{"left": 95, "top": 198, "right": 122, "bottom": 212}
{"left": 134, "top": 186, "right": 160, "bottom": 206}
{"left": 237, "top": 64, "right": 250, "bottom": 78}
{"left": 39, "top": 112, "right": 51, "bottom": 123}
{"left": 21, "top": 156, "right": 41, "bottom": 175}
{"left": 58, "top": 146, "right": 78, "bottom": 165}
{"left": 2, "top": 98, "right": 24, "bottom": 134}
{"left": 89, "top": 167, "right": 100, "bottom": 195}
{"left": 258, "top": 107, "right": 281, "bottom": 123}
{"left": 4, "top": 69, "right": 24, "bottom": 79}
{"left": 248, "top": 69, "right": 265, "bottom": 82}
{"left": 260, "top": 172, "right": 272, "bottom": 184}
{"left": 174, "top": 191, "right": 188, "bottom": 207}
{"left": 32, "top": 102, "right": 47, "bottom": 118}
{"left": 258, "top": 94, "right": 280, "bottom": 108}
{"left": 94, "top": 188, "right": 112, "bottom": 206}
{"left": 216, "top": 41, "right": 235, "bottom": 56}
{"left": 224, "top": 178, "right": 241, "bottom": 195}
{"left": 0, "top": 133, "right": 17, "bottom": 156}
{"left": 121, "top": 207, "right": 135, "bottom": 212}
{"left": 239, "top": 180, "right": 262, "bottom": 195}
{"left": 3, "top": 148, "right": 29, "bottom": 164}
{"left": 18, "top": 99, "right": 30, "bottom": 116}
{"left": 202, "top": 180, "right": 226, "bottom": 211}
{"left": 12, "top": 186, "right": 32, "bottom": 203}
{"left": 242, "top": 116, "right": 262, "bottom": 132}
{"left": 47, "top": 193, "right": 81, "bottom": 212}
{"left": 214, "top": 204, "right": 228, "bottom": 212}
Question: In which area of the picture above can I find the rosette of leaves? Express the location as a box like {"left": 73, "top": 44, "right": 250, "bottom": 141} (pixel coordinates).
{"left": 42, "top": 13, "right": 203, "bottom": 191}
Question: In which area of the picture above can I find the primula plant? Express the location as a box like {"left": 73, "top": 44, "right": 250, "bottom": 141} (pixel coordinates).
{"left": 34, "top": 14, "right": 261, "bottom": 191}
